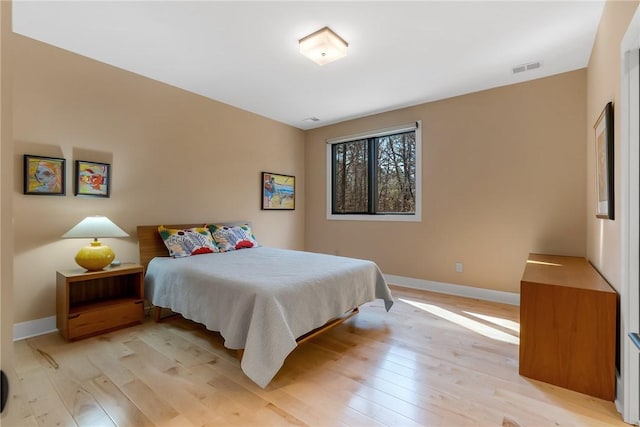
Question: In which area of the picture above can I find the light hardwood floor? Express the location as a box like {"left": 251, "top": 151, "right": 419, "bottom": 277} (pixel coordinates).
{"left": 1, "top": 286, "right": 628, "bottom": 426}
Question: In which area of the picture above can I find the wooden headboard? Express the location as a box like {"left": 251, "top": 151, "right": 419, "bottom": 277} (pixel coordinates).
{"left": 137, "top": 221, "right": 252, "bottom": 271}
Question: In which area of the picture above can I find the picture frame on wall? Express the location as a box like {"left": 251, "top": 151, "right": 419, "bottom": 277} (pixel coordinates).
{"left": 23, "top": 154, "right": 66, "bottom": 196}
{"left": 594, "top": 101, "right": 614, "bottom": 219}
{"left": 262, "top": 172, "right": 295, "bottom": 210}
{"left": 75, "top": 160, "right": 110, "bottom": 198}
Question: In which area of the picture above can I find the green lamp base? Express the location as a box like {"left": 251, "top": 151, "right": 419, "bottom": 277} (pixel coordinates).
{"left": 75, "top": 240, "right": 115, "bottom": 271}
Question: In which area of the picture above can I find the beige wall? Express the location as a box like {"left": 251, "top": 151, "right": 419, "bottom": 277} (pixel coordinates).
{"left": 1, "top": 1, "right": 14, "bottom": 370}
{"left": 586, "top": 0, "right": 639, "bottom": 293}
{"left": 305, "top": 70, "right": 587, "bottom": 294}
{"left": 12, "top": 35, "right": 305, "bottom": 324}
{"left": 10, "top": 0, "right": 635, "bottom": 325}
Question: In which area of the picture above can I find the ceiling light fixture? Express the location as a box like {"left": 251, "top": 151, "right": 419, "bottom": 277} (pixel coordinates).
{"left": 299, "top": 26, "right": 348, "bottom": 66}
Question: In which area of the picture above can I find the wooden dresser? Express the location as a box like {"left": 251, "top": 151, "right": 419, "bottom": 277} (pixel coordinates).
{"left": 519, "top": 253, "right": 617, "bottom": 401}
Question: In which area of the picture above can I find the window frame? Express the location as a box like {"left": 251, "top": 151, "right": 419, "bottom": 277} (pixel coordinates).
{"left": 326, "top": 121, "right": 422, "bottom": 222}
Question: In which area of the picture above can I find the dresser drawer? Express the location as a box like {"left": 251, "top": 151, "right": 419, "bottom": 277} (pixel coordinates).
{"left": 68, "top": 300, "right": 143, "bottom": 339}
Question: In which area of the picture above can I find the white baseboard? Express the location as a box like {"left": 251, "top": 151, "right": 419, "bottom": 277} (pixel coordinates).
{"left": 13, "top": 315, "right": 57, "bottom": 341}
{"left": 384, "top": 274, "right": 520, "bottom": 306}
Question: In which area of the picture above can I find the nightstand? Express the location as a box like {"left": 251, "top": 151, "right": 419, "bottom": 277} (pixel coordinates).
{"left": 56, "top": 263, "right": 144, "bottom": 340}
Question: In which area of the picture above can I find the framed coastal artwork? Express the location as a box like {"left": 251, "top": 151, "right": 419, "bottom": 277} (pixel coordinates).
{"left": 262, "top": 172, "right": 295, "bottom": 210}
{"left": 23, "top": 155, "right": 66, "bottom": 196}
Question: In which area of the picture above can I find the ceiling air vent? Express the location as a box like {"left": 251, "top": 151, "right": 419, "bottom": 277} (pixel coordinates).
{"left": 513, "top": 61, "right": 542, "bottom": 75}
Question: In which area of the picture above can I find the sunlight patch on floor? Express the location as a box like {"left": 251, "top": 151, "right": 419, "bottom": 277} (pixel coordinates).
{"left": 463, "top": 311, "right": 520, "bottom": 333}
{"left": 399, "top": 298, "right": 520, "bottom": 345}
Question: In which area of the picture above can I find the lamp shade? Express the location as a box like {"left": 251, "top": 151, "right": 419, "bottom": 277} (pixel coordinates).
{"left": 62, "top": 216, "right": 129, "bottom": 239}
{"left": 299, "top": 26, "right": 348, "bottom": 66}
{"left": 62, "top": 216, "right": 128, "bottom": 271}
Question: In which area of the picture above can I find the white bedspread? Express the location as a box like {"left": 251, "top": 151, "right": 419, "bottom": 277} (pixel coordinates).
{"left": 144, "top": 247, "right": 393, "bottom": 387}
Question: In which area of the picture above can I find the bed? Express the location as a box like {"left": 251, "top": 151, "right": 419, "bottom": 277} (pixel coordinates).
{"left": 137, "top": 223, "right": 394, "bottom": 388}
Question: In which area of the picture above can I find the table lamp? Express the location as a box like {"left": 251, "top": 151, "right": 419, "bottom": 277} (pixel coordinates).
{"left": 62, "top": 215, "right": 129, "bottom": 271}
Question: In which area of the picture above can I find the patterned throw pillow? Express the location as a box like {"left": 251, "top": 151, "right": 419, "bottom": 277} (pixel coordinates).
{"left": 158, "top": 226, "right": 219, "bottom": 258}
{"left": 206, "top": 224, "right": 259, "bottom": 252}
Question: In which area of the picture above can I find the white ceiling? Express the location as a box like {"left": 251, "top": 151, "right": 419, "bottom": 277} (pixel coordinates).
{"left": 12, "top": 1, "right": 605, "bottom": 130}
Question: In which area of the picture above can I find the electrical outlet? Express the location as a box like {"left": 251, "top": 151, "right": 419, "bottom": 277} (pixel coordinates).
{"left": 455, "top": 262, "right": 463, "bottom": 273}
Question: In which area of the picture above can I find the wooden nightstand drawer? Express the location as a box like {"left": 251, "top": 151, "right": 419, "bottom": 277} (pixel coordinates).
{"left": 68, "top": 299, "right": 143, "bottom": 339}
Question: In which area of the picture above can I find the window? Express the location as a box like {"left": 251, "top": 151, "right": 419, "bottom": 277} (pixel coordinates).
{"left": 326, "top": 122, "right": 421, "bottom": 221}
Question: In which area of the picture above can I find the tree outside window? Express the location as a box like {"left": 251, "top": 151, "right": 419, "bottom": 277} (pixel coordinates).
{"left": 332, "top": 130, "right": 416, "bottom": 216}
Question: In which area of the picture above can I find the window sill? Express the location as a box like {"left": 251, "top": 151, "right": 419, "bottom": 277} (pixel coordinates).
{"left": 326, "top": 213, "right": 421, "bottom": 222}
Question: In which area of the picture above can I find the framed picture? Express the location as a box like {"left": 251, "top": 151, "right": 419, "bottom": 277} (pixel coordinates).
{"left": 594, "top": 101, "right": 614, "bottom": 219}
{"left": 23, "top": 155, "right": 66, "bottom": 195}
{"left": 75, "top": 160, "right": 110, "bottom": 197}
{"left": 262, "top": 172, "right": 295, "bottom": 210}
